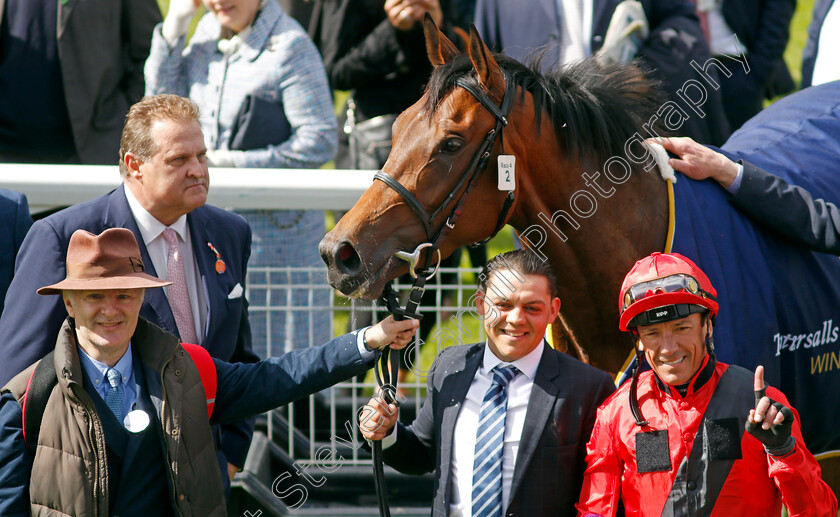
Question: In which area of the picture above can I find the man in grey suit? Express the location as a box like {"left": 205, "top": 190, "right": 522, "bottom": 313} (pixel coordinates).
{"left": 0, "top": 0, "right": 160, "bottom": 164}
{"left": 361, "top": 250, "right": 615, "bottom": 517}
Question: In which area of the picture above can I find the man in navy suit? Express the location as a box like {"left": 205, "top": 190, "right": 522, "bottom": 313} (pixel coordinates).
{"left": 361, "top": 250, "right": 615, "bottom": 516}
{"left": 0, "top": 188, "right": 32, "bottom": 316}
{"left": 0, "top": 94, "right": 255, "bottom": 487}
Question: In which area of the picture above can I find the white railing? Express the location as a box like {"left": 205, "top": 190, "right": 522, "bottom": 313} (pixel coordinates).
{"left": 0, "top": 164, "right": 377, "bottom": 213}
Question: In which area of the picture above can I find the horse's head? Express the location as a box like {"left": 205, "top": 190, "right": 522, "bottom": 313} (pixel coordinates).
{"left": 320, "top": 19, "right": 521, "bottom": 298}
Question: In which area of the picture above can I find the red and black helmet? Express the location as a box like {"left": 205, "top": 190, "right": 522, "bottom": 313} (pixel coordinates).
{"left": 618, "top": 252, "right": 718, "bottom": 331}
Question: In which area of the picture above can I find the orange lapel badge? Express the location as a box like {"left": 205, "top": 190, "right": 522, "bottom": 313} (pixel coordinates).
{"left": 206, "top": 242, "right": 226, "bottom": 274}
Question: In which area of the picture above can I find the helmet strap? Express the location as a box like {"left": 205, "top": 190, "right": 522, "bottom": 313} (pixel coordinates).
{"left": 629, "top": 337, "right": 650, "bottom": 427}
{"left": 702, "top": 312, "right": 716, "bottom": 357}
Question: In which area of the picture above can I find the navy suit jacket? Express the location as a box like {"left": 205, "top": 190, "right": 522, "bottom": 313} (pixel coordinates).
{"left": 381, "top": 342, "right": 615, "bottom": 517}
{"left": 0, "top": 184, "right": 257, "bottom": 467}
{"left": 0, "top": 189, "right": 32, "bottom": 317}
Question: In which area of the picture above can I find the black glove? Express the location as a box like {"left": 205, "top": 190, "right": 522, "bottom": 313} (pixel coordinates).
{"left": 745, "top": 386, "right": 795, "bottom": 456}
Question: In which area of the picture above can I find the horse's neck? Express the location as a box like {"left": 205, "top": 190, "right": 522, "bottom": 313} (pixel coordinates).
{"left": 513, "top": 149, "right": 669, "bottom": 373}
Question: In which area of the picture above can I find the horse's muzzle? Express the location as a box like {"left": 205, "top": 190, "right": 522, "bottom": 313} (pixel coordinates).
{"left": 319, "top": 238, "right": 369, "bottom": 296}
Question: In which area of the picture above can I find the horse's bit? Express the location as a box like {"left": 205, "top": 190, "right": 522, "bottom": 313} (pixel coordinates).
{"left": 367, "top": 72, "right": 517, "bottom": 517}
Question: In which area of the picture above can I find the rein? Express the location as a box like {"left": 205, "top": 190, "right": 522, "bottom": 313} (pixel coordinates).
{"left": 367, "top": 73, "right": 516, "bottom": 517}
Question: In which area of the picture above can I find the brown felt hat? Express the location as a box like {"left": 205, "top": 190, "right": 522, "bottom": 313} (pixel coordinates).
{"left": 37, "top": 228, "right": 171, "bottom": 295}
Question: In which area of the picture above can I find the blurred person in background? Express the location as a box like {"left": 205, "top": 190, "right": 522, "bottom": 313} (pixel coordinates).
{"left": 473, "top": 0, "right": 731, "bottom": 145}
{"left": 0, "top": 0, "right": 160, "bottom": 164}
{"left": 690, "top": 0, "right": 795, "bottom": 132}
{"left": 146, "top": 0, "right": 338, "bottom": 357}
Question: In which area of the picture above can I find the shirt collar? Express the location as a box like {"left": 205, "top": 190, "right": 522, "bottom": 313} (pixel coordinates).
{"left": 482, "top": 339, "right": 544, "bottom": 381}
{"left": 124, "top": 186, "right": 189, "bottom": 243}
{"left": 78, "top": 342, "right": 134, "bottom": 387}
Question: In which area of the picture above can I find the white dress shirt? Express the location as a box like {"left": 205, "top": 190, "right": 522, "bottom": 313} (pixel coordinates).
{"left": 124, "top": 187, "right": 207, "bottom": 342}
{"left": 448, "top": 341, "right": 543, "bottom": 516}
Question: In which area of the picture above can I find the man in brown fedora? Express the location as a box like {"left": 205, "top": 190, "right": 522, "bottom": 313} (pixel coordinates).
{"left": 0, "top": 93, "right": 257, "bottom": 485}
{"left": 0, "top": 228, "right": 418, "bottom": 516}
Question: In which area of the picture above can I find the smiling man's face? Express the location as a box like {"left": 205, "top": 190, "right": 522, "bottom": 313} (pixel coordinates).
{"left": 63, "top": 289, "right": 144, "bottom": 367}
{"left": 637, "top": 313, "right": 709, "bottom": 385}
{"left": 477, "top": 270, "right": 561, "bottom": 362}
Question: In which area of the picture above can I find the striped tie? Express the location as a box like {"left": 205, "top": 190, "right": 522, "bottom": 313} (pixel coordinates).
{"left": 472, "top": 365, "right": 520, "bottom": 517}
{"left": 105, "top": 368, "right": 124, "bottom": 424}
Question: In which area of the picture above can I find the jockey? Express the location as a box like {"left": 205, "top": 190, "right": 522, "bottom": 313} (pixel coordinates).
{"left": 576, "top": 252, "right": 836, "bottom": 517}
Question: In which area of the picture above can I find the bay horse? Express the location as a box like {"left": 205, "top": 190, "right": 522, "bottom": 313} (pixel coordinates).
{"left": 320, "top": 18, "right": 840, "bottom": 493}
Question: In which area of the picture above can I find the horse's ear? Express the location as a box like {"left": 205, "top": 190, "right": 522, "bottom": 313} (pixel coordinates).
{"left": 424, "top": 14, "right": 459, "bottom": 67}
{"left": 467, "top": 24, "right": 505, "bottom": 95}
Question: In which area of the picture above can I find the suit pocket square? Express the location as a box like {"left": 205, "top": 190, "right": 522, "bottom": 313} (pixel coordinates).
{"left": 228, "top": 283, "right": 244, "bottom": 299}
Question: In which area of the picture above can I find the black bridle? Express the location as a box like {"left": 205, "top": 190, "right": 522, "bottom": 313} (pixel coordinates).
{"left": 368, "top": 73, "right": 517, "bottom": 517}
{"left": 373, "top": 73, "right": 517, "bottom": 276}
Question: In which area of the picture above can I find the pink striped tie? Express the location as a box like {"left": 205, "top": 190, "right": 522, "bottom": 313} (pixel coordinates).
{"left": 163, "top": 228, "right": 198, "bottom": 344}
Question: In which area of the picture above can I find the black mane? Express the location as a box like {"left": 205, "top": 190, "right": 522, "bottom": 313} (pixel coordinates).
{"left": 425, "top": 53, "right": 664, "bottom": 165}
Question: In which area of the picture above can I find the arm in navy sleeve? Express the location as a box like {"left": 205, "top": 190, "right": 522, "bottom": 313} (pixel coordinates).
{"left": 0, "top": 392, "right": 32, "bottom": 516}
{"left": 209, "top": 331, "right": 374, "bottom": 425}
{"left": 731, "top": 160, "right": 840, "bottom": 254}
{"left": 218, "top": 226, "right": 258, "bottom": 468}
{"left": 0, "top": 220, "right": 71, "bottom": 385}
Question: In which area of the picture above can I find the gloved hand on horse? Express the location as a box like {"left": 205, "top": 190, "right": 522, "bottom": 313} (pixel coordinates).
{"left": 746, "top": 365, "right": 795, "bottom": 456}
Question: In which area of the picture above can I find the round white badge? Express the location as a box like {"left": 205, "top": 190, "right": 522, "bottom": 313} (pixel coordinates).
{"left": 123, "top": 410, "right": 151, "bottom": 433}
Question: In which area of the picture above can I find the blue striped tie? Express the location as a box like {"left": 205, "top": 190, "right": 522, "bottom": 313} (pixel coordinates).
{"left": 472, "top": 365, "right": 519, "bottom": 517}
{"left": 105, "top": 368, "right": 124, "bottom": 424}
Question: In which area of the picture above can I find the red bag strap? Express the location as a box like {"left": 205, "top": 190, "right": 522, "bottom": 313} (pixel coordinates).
{"left": 181, "top": 343, "right": 217, "bottom": 418}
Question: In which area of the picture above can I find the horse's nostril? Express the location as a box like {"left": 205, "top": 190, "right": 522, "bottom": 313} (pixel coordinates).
{"left": 339, "top": 245, "right": 354, "bottom": 262}
{"left": 336, "top": 242, "right": 362, "bottom": 275}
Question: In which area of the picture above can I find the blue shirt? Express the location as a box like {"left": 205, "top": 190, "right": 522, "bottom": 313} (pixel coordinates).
{"left": 77, "top": 344, "right": 138, "bottom": 420}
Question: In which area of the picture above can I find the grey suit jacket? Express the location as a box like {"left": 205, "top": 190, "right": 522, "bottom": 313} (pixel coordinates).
{"left": 382, "top": 342, "right": 615, "bottom": 517}
{"left": 0, "top": 0, "right": 161, "bottom": 164}
{"left": 732, "top": 160, "right": 840, "bottom": 254}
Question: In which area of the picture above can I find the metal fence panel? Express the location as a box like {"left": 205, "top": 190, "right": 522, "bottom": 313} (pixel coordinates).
{"left": 247, "top": 265, "right": 486, "bottom": 468}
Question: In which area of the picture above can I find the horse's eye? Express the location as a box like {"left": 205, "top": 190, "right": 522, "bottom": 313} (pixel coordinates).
{"left": 440, "top": 138, "right": 463, "bottom": 153}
